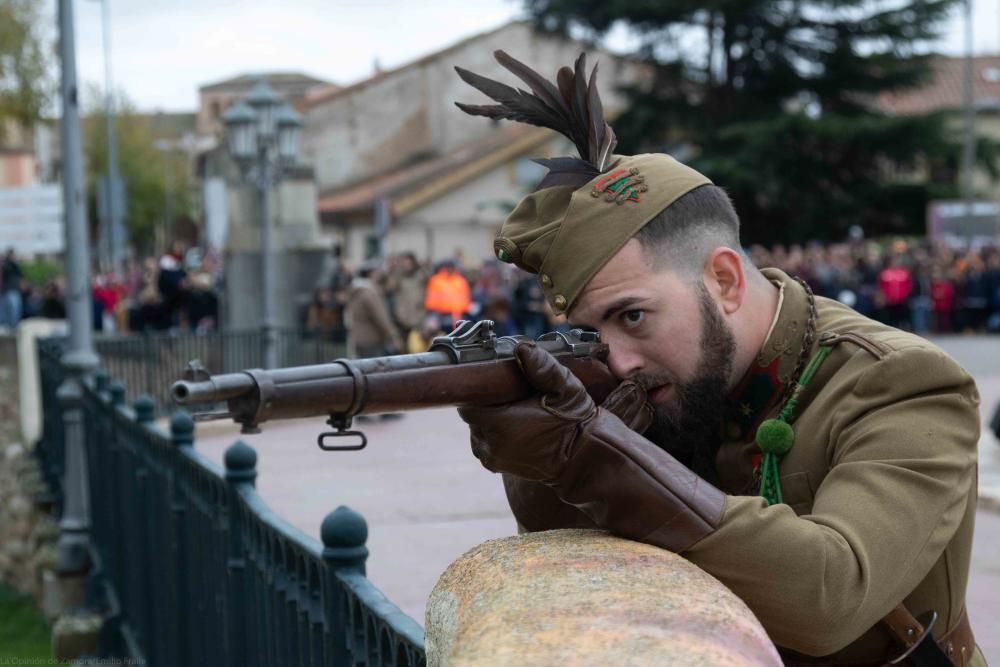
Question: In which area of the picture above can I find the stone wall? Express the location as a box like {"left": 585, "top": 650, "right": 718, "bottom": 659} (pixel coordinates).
{"left": 0, "top": 333, "right": 60, "bottom": 616}
{"left": 426, "top": 529, "right": 781, "bottom": 666}
{"left": 304, "top": 22, "right": 649, "bottom": 193}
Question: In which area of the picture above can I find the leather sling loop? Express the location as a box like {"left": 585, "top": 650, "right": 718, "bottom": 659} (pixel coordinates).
{"left": 881, "top": 604, "right": 975, "bottom": 666}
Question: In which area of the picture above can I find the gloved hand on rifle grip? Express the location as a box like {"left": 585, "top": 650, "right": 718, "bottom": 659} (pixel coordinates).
{"left": 458, "top": 342, "right": 726, "bottom": 552}
{"left": 460, "top": 342, "right": 646, "bottom": 481}
{"left": 496, "top": 344, "right": 655, "bottom": 533}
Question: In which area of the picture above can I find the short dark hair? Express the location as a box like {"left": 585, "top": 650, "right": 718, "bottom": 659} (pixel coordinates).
{"left": 633, "top": 185, "right": 744, "bottom": 277}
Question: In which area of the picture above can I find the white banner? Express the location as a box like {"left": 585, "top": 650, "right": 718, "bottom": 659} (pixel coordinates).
{"left": 0, "top": 184, "right": 65, "bottom": 255}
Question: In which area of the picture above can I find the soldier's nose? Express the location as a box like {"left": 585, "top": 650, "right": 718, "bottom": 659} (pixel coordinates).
{"left": 606, "top": 345, "right": 643, "bottom": 382}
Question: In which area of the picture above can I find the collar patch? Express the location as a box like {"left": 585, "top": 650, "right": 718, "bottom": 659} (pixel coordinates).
{"left": 725, "top": 355, "right": 787, "bottom": 443}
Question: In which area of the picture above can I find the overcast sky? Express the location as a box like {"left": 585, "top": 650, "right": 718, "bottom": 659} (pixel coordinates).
{"left": 59, "top": 0, "right": 1000, "bottom": 113}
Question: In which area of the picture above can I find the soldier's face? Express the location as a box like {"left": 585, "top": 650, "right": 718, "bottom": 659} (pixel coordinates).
{"left": 572, "top": 241, "right": 734, "bottom": 408}
{"left": 571, "top": 239, "right": 735, "bottom": 473}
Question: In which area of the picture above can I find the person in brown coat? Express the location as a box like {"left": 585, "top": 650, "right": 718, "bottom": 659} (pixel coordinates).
{"left": 453, "top": 51, "right": 984, "bottom": 665}
{"left": 345, "top": 261, "right": 403, "bottom": 359}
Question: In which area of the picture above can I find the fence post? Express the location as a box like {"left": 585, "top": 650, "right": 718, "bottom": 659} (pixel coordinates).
{"left": 133, "top": 395, "right": 155, "bottom": 425}
{"left": 169, "top": 410, "right": 193, "bottom": 666}
{"left": 224, "top": 441, "right": 255, "bottom": 667}
{"left": 169, "top": 410, "right": 194, "bottom": 446}
{"left": 108, "top": 381, "right": 126, "bottom": 409}
{"left": 321, "top": 506, "right": 369, "bottom": 664}
{"left": 93, "top": 369, "right": 110, "bottom": 397}
{"left": 224, "top": 441, "right": 257, "bottom": 486}
{"left": 143, "top": 336, "right": 154, "bottom": 406}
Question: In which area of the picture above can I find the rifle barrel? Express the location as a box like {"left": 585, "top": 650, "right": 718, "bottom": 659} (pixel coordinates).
{"left": 171, "top": 350, "right": 465, "bottom": 407}
{"left": 170, "top": 332, "right": 615, "bottom": 431}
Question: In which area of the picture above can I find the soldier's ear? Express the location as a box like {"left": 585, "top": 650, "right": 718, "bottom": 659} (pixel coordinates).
{"left": 703, "top": 247, "right": 746, "bottom": 316}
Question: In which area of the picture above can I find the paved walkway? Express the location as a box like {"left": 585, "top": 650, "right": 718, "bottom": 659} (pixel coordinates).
{"left": 191, "top": 335, "right": 1000, "bottom": 660}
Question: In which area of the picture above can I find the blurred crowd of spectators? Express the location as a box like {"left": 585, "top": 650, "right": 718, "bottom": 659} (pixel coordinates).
{"left": 749, "top": 239, "right": 1000, "bottom": 334}
{"left": 305, "top": 239, "right": 1000, "bottom": 358}
{"left": 0, "top": 242, "right": 222, "bottom": 334}
{"left": 304, "top": 250, "right": 562, "bottom": 357}
{"left": 4, "top": 237, "right": 1000, "bottom": 345}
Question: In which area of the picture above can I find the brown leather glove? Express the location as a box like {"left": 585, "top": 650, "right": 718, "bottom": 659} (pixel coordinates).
{"left": 458, "top": 343, "right": 726, "bottom": 552}
{"left": 500, "top": 369, "right": 656, "bottom": 533}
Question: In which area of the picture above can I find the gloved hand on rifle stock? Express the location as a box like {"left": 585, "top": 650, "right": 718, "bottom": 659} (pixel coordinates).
{"left": 457, "top": 342, "right": 726, "bottom": 552}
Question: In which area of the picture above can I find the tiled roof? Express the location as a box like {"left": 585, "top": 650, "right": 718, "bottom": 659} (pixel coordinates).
{"left": 317, "top": 124, "right": 554, "bottom": 216}
{"left": 199, "top": 72, "right": 334, "bottom": 92}
{"left": 877, "top": 54, "right": 1000, "bottom": 115}
{"left": 305, "top": 22, "right": 521, "bottom": 109}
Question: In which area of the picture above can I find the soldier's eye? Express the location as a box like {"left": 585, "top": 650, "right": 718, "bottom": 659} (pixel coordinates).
{"left": 622, "top": 309, "right": 645, "bottom": 329}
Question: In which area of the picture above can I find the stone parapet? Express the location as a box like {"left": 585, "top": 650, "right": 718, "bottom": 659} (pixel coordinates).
{"left": 0, "top": 330, "right": 61, "bottom": 617}
{"left": 426, "top": 529, "right": 781, "bottom": 667}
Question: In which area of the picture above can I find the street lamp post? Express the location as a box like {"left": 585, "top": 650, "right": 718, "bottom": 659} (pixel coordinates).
{"left": 223, "top": 80, "right": 302, "bottom": 369}
{"left": 89, "top": 0, "right": 127, "bottom": 270}
{"left": 56, "top": 0, "right": 99, "bottom": 601}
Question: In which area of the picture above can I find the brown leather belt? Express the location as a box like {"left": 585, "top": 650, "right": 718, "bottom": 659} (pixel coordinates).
{"left": 882, "top": 604, "right": 975, "bottom": 666}
{"left": 780, "top": 605, "right": 975, "bottom": 666}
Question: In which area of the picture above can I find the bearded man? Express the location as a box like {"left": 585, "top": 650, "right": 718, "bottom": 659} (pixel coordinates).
{"left": 454, "top": 51, "right": 984, "bottom": 666}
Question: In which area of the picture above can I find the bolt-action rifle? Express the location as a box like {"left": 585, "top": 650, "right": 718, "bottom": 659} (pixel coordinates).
{"left": 171, "top": 320, "right": 617, "bottom": 451}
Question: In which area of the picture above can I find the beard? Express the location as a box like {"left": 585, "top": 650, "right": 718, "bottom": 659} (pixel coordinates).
{"left": 638, "top": 284, "right": 735, "bottom": 482}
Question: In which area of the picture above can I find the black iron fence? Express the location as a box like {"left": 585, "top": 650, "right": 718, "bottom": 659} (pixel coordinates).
{"left": 37, "top": 338, "right": 66, "bottom": 509}
{"left": 94, "top": 328, "right": 346, "bottom": 413}
{"left": 37, "top": 337, "right": 426, "bottom": 666}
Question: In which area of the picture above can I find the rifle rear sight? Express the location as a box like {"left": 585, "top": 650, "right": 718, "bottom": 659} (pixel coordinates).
{"left": 171, "top": 320, "right": 614, "bottom": 451}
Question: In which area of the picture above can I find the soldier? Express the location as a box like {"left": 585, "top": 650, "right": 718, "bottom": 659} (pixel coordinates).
{"left": 454, "top": 52, "right": 984, "bottom": 665}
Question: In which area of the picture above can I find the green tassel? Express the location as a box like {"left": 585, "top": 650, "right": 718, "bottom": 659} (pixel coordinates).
{"left": 755, "top": 345, "right": 834, "bottom": 506}
{"left": 759, "top": 453, "right": 783, "bottom": 505}
{"left": 756, "top": 418, "right": 794, "bottom": 455}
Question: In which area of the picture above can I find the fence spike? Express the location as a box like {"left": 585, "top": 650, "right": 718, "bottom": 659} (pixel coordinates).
{"left": 170, "top": 410, "right": 195, "bottom": 447}
{"left": 321, "top": 506, "right": 369, "bottom": 572}
{"left": 133, "top": 395, "right": 156, "bottom": 424}
{"left": 94, "top": 369, "right": 110, "bottom": 393}
{"left": 109, "top": 381, "right": 126, "bottom": 407}
{"left": 224, "top": 440, "right": 257, "bottom": 485}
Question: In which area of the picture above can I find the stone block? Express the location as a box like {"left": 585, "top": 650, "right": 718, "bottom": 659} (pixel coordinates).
{"left": 52, "top": 612, "right": 102, "bottom": 661}
{"left": 426, "top": 529, "right": 781, "bottom": 667}
{"left": 4, "top": 441, "right": 24, "bottom": 463}
{"left": 40, "top": 568, "right": 62, "bottom": 620}
{"left": 8, "top": 493, "right": 31, "bottom": 519}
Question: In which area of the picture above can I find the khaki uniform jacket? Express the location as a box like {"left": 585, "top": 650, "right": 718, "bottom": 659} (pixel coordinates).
{"left": 685, "top": 269, "right": 983, "bottom": 664}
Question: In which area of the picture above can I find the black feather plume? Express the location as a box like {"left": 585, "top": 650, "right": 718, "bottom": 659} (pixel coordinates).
{"left": 454, "top": 50, "right": 618, "bottom": 181}
{"left": 531, "top": 157, "right": 602, "bottom": 191}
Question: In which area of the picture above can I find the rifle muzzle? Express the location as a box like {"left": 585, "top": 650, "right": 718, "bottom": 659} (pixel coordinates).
{"left": 171, "top": 373, "right": 256, "bottom": 404}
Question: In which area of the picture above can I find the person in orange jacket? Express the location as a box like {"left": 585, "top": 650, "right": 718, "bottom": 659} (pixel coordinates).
{"left": 423, "top": 260, "right": 471, "bottom": 329}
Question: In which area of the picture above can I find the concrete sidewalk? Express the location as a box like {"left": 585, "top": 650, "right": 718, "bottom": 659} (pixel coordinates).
{"left": 193, "top": 408, "right": 515, "bottom": 625}
{"left": 189, "top": 335, "right": 1000, "bottom": 662}
{"left": 926, "top": 336, "right": 1000, "bottom": 511}
{"left": 976, "top": 376, "right": 1000, "bottom": 513}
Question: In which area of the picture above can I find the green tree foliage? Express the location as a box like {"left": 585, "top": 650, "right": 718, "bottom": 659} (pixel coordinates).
{"left": 526, "top": 0, "right": 992, "bottom": 243}
{"left": 0, "top": 0, "right": 52, "bottom": 141}
{"left": 82, "top": 86, "right": 192, "bottom": 253}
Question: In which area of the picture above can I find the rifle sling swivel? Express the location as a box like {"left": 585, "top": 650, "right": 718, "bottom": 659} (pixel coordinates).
{"left": 242, "top": 368, "right": 277, "bottom": 434}
{"left": 318, "top": 358, "right": 369, "bottom": 452}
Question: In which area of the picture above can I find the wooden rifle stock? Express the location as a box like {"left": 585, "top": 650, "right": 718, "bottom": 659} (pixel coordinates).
{"left": 171, "top": 321, "right": 617, "bottom": 448}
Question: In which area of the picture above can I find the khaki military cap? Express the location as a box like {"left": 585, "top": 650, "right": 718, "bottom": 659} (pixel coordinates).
{"left": 494, "top": 153, "right": 711, "bottom": 314}
{"left": 453, "top": 50, "right": 712, "bottom": 314}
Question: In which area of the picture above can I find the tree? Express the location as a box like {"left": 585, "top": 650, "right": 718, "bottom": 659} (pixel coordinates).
{"left": 526, "top": 0, "right": 994, "bottom": 243}
{"left": 0, "top": 0, "right": 52, "bottom": 141}
{"left": 82, "top": 86, "right": 192, "bottom": 254}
